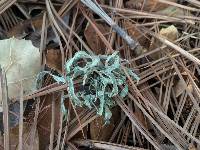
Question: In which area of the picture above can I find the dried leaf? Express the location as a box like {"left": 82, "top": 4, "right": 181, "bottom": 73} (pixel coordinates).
{"left": 7, "top": 15, "right": 43, "bottom": 38}
{"left": 0, "top": 37, "right": 40, "bottom": 99}
{"left": 46, "top": 49, "right": 62, "bottom": 73}
{"left": 90, "top": 107, "right": 120, "bottom": 141}
{"left": 10, "top": 124, "right": 39, "bottom": 150}
{"left": 149, "top": 25, "right": 178, "bottom": 60}
{"left": 84, "top": 22, "right": 109, "bottom": 55}
{"left": 37, "top": 94, "right": 61, "bottom": 150}
{"left": 174, "top": 80, "right": 193, "bottom": 97}
{"left": 160, "top": 25, "right": 178, "bottom": 41}
{"left": 125, "top": 0, "right": 176, "bottom": 11}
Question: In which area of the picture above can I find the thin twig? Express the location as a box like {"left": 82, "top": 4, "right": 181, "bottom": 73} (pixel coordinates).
{"left": 49, "top": 94, "right": 55, "bottom": 150}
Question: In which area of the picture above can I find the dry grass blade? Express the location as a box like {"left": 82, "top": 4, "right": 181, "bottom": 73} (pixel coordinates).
{"left": 0, "top": 0, "right": 17, "bottom": 15}
{"left": 67, "top": 109, "right": 98, "bottom": 141}
{"left": 48, "top": 94, "right": 55, "bottom": 150}
{"left": 30, "top": 98, "right": 40, "bottom": 150}
{"left": 0, "top": 68, "right": 10, "bottom": 150}
{"left": 154, "top": 34, "right": 200, "bottom": 65}
{"left": 55, "top": 92, "right": 64, "bottom": 150}
{"left": 114, "top": 96, "right": 162, "bottom": 150}
{"left": 81, "top": 0, "right": 139, "bottom": 49}
{"left": 158, "top": 0, "right": 200, "bottom": 11}
{"left": 19, "top": 74, "right": 24, "bottom": 150}
{"left": 74, "top": 139, "right": 148, "bottom": 150}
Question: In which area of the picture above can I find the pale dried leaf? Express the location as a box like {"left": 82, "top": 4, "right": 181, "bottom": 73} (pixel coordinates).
{"left": 160, "top": 25, "right": 178, "bottom": 41}
{"left": 0, "top": 37, "right": 40, "bottom": 100}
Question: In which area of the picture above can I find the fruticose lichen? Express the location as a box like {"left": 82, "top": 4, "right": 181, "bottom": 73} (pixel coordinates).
{"left": 38, "top": 51, "right": 139, "bottom": 122}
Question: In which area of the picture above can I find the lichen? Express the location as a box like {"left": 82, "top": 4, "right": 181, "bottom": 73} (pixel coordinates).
{"left": 38, "top": 51, "right": 139, "bottom": 122}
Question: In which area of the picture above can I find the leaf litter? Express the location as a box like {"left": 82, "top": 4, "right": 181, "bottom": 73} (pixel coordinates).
{"left": 0, "top": 0, "right": 200, "bottom": 150}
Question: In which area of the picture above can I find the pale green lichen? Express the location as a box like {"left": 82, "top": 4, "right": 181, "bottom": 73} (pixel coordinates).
{"left": 38, "top": 51, "right": 139, "bottom": 122}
